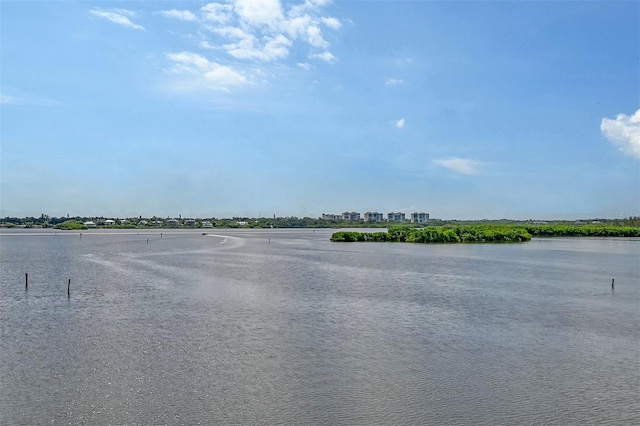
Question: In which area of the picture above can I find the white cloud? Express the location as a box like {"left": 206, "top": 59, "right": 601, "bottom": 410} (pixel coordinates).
{"left": 601, "top": 109, "right": 640, "bottom": 161}
{"left": 201, "top": 3, "right": 233, "bottom": 24}
{"left": 111, "top": 8, "right": 136, "bottom": 18}
{"left": 200, "top": 40, "right": 216, "bottom": 50}
{"left": 321, "top": 17, "right": 341, "bottom": 29}
{"left": 223, "top": 33, "right": 292, "bottom": 61}
{"left": 298, "top": 62, "right": 312, "bottom": 70}
{"left": 394, "top": 118, "right": 405, "bottom": 128}
{"left": 234, "top": 0, "right": 283, "bottom": 27}
{"left": 197, "top": 0, "right": 340, "bottom": 63}
{"left": 166, "top": 52, "right": 248, "bottom": 92}
{"left": 434, "top": 157, "right": 489, "bottom": 175}
{"left": 386, "top": 78, "right": 404, "bottom": 86}
{"left": 306, "top": 25, "right": 328, "bottom": 48}
{"left": 283, "top": 15, "right": 312, "bottom": 39}
{"left": 89, "top": 8, "right": 145, "bottom": 30}
{"left": 157, "top": 9, "right": 197, "bottom": 22}
{"left": 309, "top": 51, "right": 336, "bottom": 63}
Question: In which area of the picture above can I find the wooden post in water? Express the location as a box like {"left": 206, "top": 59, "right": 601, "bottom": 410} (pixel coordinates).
{"left": 67, "top": 279, "right": 71, "bottom": 297}
{"left": 612, "top": 278, "right": 615, "bottom": 289}
{"left": 25, "top": 273, "right": 28, "bottom": 290}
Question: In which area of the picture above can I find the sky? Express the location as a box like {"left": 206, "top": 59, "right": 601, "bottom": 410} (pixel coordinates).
{"left": 1, "top": 0, "right": 639, "bottom": 220}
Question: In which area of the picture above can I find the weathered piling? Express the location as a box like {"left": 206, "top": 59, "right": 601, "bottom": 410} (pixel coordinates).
{"left": 612, "top": 278, "right": 615, "bottom": 289}
{"left": 67, "top": 279, "right": 71, "bottom": 297}
{"left": 25, "top": 273, "right": 28, "bottom": 290}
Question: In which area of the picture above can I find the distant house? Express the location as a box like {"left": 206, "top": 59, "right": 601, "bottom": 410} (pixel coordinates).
{"left": 237, "top": 221, "right": 248, "bottom": 226}
{"left": 153, "top": 220, "right": 163, "bottom": 227}
{"left": 388, "top": 212, "right": 406, "bottom": 223}
{"left": 166, "top": 219, "right": 180, "bottom": 227}
{"left": 119, "top": 219, "right": 129, "bottom": 225}
{"left": 410, "top": 212, "right": 429, "bottom": 223}
{"left": 201, "top": 221, "right": 213, "bottom": 228}
{"left": 83, "top": 221, "right": 96, "bottom": 227}
{"left": 184, "top": 219, "right": 197, "bottom": 227}
{"left": 104, "top": 219, "right": 115, "bottom": 226}
{"left": 138, "top": 220, "right": 148, "bottom": 226}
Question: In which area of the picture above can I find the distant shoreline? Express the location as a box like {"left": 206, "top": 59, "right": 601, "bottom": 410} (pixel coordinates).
{"left": 2, "top": 216, "right": 639, "bottom": 231}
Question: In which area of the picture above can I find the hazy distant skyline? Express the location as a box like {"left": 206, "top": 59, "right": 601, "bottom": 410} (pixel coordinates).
{"left": 2, "top": 1, "right": 639, "bottom": 220}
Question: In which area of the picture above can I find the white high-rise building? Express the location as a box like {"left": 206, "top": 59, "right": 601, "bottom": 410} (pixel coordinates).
{"left": 411, "top": 212, "right": 430, "bottom": 223}
{"left": 364, "top": 212, "right": 384, "bottom": 222}
{"left": 341, "top": 212, "right": 361, "bottom": 221}
{"left": 388, "top": 212, "right": 406, "bottom": 223}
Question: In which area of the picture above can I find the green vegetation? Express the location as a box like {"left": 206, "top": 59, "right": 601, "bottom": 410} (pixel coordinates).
{"left": 523, "top": 225, "right": 640, "bottom": 237}
{"left": 55, "top": 220, "right": 87, "bottom": 230}
{"left": 331, "top": 223, "right": 640, "bottom": 243}
{"left": 331, "top": 225, "right": 532, "bottom": 243}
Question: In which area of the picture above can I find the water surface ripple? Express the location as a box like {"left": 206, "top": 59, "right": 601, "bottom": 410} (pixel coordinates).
{"left": 1, "top": 229, "right": 638, "bottom": 425}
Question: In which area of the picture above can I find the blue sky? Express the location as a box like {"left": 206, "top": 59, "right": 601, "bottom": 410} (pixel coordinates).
{"left": 1, "top": 0, "right": 639, "bottom": 220}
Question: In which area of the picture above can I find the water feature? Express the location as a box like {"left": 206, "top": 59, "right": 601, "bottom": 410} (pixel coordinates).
{"left": 1, "top": 229, "right": 638, "bottom": 425}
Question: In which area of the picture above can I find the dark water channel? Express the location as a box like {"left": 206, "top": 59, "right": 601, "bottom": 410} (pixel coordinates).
{"left": 1, "top": 229, "right": 638, "bottom": 425}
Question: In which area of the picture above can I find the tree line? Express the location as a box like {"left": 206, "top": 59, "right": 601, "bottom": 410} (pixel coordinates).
{"left": 330, "top": 224, "right": 640, "bottom": 243}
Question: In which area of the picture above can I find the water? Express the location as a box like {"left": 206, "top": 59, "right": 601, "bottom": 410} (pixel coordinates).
{"left": 1, "top": 229, "right": 638, "bottom": 425}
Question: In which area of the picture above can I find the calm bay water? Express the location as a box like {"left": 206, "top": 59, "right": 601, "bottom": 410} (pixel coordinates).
{"left": 1, "top": 229, "right": 638, "bottom": 425}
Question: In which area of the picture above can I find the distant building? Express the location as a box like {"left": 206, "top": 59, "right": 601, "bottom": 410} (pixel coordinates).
{"left": 364, "top": 212, "right": 384, "bottom": 223}
{"left": 322, "top": 214, "right": 341, "bottom": 221}
{"left": 166, "top": 219, "right": 180, "bottom": 227}
{"left": 138, "top": 220, "right": 148, "bottom": 226}
{"left": 388, "top": 212, "right": 406, "bottom": 223}
{"left": 83, "top": 221, "right": 96, "bottom": 227}
{"left": 342, "top": 212, "right": 361, "bottom": 221}
{"left": 201, "top": 221, "right": 213, "bottom": 228}
{"left": 104, "top": 219, "right": 115, "bottom": 226}
{"left": 410, "top": 212, "right": 429, "bottom": 223}
{"left": 184, "top": 219, "right": 197, "bottom": 227}
{"left": 237, "top": 221, "right": 248, "bottom": 226}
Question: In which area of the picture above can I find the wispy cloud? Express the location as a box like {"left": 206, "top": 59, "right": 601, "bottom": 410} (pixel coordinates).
{"left": 321, "top": 16, "right": 341, "bottom": 29}
{"left": 1, "top": 94, "right": 15, "bottom": 104}
{"left": 394, "top": 118, "right": 405, "bottom": 128}
{"left": 309, "top": 51, "right": 336, "bottom": 63}
{"left": 157, "top": 9, "right": 198, "bottom": 22}
{"left": 197, "top": 0, "right": 341, "bottom": 63}
{"left": 89, "top": 8, "right": 145, "bottom": 30}
{"left": 386, "top": 78, "right": 404, "bottom": 86}
{"left": 165, "top": 52, "right": 248, "bottom": 92}
{"left": 223, "top": 33, "right": 292, "bottom": 61}
{"left": 0, "top": 88, "right": 59, "bottom": 106}
{"left": 434, "top": 157, "right": 489, "bottom": 175}
{"left": 601, "top": 109, "right": 640, "bottom": 161}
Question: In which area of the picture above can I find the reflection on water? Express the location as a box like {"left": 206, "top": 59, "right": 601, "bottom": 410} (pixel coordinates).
{"left": 1, "top": 229, "right": 639, "bottom": 425}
